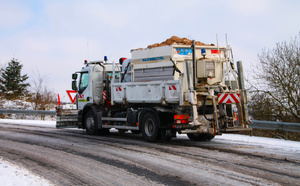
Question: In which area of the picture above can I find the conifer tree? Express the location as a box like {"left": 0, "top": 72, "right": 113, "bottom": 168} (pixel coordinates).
{"left": 0, "top": 58, "right": 30, "bottom": 99}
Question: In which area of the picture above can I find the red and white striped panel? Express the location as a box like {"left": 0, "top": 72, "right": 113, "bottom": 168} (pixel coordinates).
{"left": 218, "top": 93, "right": 240, "bottom": 104}
{"left": 103, "top": 91, "right": 106, "bottom": 100}
{"left": 116, "top": 87, "right": 122, "bottom": 91}
{"left": 169, "top": 85, "right": 177, "bottom": 90}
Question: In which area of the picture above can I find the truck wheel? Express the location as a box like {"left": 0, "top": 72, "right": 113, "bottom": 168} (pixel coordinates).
{"left": 187, "top": 133, "right": 215, "bottom": 141}
{"left": 85, "top": 110, "right": 97, "bottom": 135}
{"left": 141, "top": 112, "right": 159, "bottom": 142}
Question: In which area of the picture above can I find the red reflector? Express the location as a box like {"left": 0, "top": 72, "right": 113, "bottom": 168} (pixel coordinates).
{"left": 181, "top": 119, "right": 189, "bottom": 124}
{"left": 174, "top": 115, "right": 189, "bottom": 124}
{"left": 174, "top": 119, "right": 189, "bottom": 124}
{"left": 174, "top": 115, "right": 189, "bottom": 120}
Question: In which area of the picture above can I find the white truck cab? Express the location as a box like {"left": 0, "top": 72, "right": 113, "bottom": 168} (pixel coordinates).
{"left": 73, "top": 61, "right": 121, "bottom": 109}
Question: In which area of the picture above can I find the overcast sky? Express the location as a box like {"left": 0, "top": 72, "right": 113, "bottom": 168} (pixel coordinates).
{"left": 1, "top": 0, "right": 299, "bottom": 102}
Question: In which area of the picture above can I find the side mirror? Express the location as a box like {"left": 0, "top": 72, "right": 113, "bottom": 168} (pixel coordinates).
{"left": 72, "top": 73, "right": 78, "bottom": 80}
{"left": 72, "top": 81, "right": 77, "bottom": 91}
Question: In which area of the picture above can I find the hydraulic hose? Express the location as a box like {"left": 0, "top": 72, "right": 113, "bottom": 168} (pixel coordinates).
{"left": 203, "top": 95, "right": 213, "bottom": 122}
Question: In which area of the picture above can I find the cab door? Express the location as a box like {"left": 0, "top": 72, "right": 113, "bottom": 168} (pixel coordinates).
{"left": 77, "top": 65, "right": 104, "bottom": 110}
{"left": 77, "top": 70, "right": 92, "bottom": 110}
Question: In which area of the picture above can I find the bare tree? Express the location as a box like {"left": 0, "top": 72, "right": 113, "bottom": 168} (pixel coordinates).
{"left": 248, "top": 33, "right": 300, "bottom": 122}
{"left": 30, "top": 70, "right": 56, "bottom": 112}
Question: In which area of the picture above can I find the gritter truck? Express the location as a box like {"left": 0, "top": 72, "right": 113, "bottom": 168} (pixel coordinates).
{"left": 56, "top": 38, "right": 251, "bottom": 142}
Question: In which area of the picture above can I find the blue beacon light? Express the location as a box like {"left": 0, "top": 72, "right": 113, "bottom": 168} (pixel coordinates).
{"left": 201, "top": 48, "right": 206, "bottom": 59}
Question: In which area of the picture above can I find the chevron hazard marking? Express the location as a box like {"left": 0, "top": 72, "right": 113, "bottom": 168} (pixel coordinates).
{"left": 169, "top": 85, "right": 177, "bottom": 90}
{"left": 218, "top": 93, "right": 240, "bottom": 104}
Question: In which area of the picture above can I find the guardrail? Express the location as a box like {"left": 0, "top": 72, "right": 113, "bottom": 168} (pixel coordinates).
{"left": 0, "top": 109, "right": 56, "bottom": 116}
{"left": 249, "top": 120, "right": 300, "bottom": 133}
{"left": 249, "top": 120, "right": 300, "bottom": 140}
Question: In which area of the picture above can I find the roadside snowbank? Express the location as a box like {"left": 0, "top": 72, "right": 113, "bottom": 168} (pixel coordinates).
{"left": 0, "top": 119, "right": 55, "bottom": 128}
{"left": 215, "top": 133, "right": 300, "bottom": 153}
{"left": 0, "top": 157, "right": 54, "bottom": 186}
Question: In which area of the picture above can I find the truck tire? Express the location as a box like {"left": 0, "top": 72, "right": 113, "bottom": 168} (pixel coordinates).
{"left": 85, "top": 110, "right": 97, "bottom": 135}
{"left": 141, "top": 112, "right": 159, "bottom": 142}
{"left": 187, "top": 133, "right": 215, "bottom": 141}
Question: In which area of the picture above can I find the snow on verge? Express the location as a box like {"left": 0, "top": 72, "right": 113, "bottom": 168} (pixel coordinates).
{"left": 215, "top": 133, "right": 300, "bottom": 153}
{"left": 0, "top": 119, "right": 55, "bottom": 128}
{"left": 0, "top": 157, "right": 54, "bottom": 186}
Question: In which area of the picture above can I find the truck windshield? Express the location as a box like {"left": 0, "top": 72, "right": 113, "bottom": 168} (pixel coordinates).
{"left": 79, "top": 72, "right": 88, "bottom": 93}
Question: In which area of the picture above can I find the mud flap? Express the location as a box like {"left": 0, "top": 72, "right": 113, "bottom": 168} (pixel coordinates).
{"left": 96, "top": 111, "right": 103, "bottom": 129}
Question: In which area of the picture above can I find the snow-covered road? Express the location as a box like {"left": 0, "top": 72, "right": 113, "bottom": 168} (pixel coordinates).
{"left": 0, "top": 119, "right": 299, "bottom": 185}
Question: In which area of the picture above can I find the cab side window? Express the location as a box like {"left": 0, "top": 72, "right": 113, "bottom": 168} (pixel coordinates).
{"left": 79, "top": 72, "right": 88, "bottom": 93}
